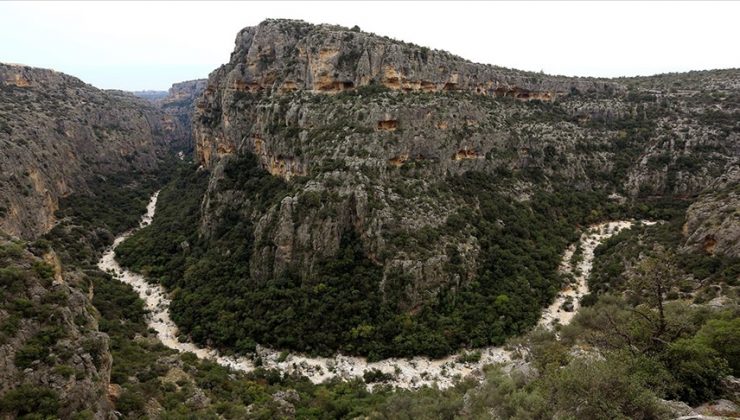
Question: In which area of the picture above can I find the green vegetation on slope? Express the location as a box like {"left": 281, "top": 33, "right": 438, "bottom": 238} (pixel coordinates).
{"left": 89, "top": 265, "right": 396, "bottom": 419}
{"left": 0, "top": 237, "right": 104, "bottom": 419}
{"left": 116, "top": 153, "right": 687, "bottom": 360}
{"left": 44, "top": 160, "right": 177, "bottom": 269}
{"left": 590, "top": 209, "right": 740, "bottom": 303}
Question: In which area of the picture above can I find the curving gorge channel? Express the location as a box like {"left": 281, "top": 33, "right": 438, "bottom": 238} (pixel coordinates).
{"left": 98, "top": 192, "right": 652, "bottom": 390}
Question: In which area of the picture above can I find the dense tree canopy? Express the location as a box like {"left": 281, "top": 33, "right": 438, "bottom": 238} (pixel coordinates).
{"left": 117, "top": 153, "right": 642, "bottom": 359}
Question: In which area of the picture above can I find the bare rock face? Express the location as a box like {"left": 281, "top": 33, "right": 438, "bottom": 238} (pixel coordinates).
{"left": 191, "top": 19, "right": 739, "bottom": 312}
{"left": 195, "top": 19, "right": 623, "bottom": 169}
{"left": 694, "top": 399, "right": 740, "bottom": 417}
{"left": 153, "top": 79, "right": 207, "bottom": 155}
{"left": 0, "top": 63, "right": 173, "bottom": 239}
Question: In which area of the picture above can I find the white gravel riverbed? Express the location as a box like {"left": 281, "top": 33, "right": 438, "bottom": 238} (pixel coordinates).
{"left": 98, "top": 192, "right": 652, "bottom": 389}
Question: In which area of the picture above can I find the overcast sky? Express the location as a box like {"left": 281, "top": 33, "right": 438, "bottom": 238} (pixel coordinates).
{"left": 1, "top": 1, "right": 738, "bottom": 91}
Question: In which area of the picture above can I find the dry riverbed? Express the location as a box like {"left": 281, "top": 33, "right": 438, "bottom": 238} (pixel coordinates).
{"left": 98, "top": 192, "right": 653, "bottom": 389}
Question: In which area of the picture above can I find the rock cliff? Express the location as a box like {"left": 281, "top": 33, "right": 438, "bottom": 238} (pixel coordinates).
{"left": 682, "top": 167, "right": 740, "bottom": 258}
{"left": 141, "top": 79, "right": 206, "bottom": 155}
{"left": 0, "top": 63, "right": 177, "bottom": 239}
{"left": 192, "top": 19, "right": 739, "bottom": 314}
{"left": 194, "top": 19, "right": 622, "bottom": 169}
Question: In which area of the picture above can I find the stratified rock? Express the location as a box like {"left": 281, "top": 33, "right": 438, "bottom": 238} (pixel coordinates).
{"left": 194, "top": 19, "right": 621, "bottom": 170}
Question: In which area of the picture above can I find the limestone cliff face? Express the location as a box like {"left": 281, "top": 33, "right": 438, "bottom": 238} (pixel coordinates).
{"left": 194, "top": 19, "right": 621, "bottom": 169}
{"left": 682, "top": 168, "right": 740, "bottom": 258}
{"left": 193, "top": 19, "right": 739, "bottom": 310}
{"left": 0, "top": 63, "right": 172, "bottom": 239}
{"left": 154, "top": 79, "right": 207, "bottom": 155}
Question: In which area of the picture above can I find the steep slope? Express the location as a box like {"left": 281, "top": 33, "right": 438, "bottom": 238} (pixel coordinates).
{"left": 0, "top": 63, "right": 182, "bottom": 239}
{"left": 682, "top": 167, "right": 740, "bottom": 258}
{"left": 194, "top": 19, "right": 620, "bottom": 168}
{"left": 0, "top": 236, "right": 113, "bottom": 419}
{"left": 120, "top": 19, "right": 739, "bottom": 359}
{"left": 0, "top": 64, "right": 194, "bottom": 418}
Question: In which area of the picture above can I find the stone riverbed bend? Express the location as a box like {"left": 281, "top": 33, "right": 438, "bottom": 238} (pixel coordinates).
{"left": 98, "top": 191, "right": 655, "bottom": 390}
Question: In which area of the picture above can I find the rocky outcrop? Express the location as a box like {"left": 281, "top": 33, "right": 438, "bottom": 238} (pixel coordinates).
{"left": 190, "top": 19, "right": 739, "bottom": 313}
{"left": 211, "top": 19, "right": 615, "bottom": 97}
{"left": 194, "top": 19, "right": 622, "bottom": 169}
{"left": 156, "top": 79, "right": 207, "bottom": 154}
{"left": 0, "top": 63, "right": 176, "bottom": 239}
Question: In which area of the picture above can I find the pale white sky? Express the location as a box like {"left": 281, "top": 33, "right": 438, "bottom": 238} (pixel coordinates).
{"left": 1, "top": 1, "right": 737, "bottom": 91}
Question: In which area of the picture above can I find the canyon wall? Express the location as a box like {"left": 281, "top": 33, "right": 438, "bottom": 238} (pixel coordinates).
{"left": 0, "top": 63, "right": 177, "bottom": 239}
{"left": 192, "top": 20, "right": 738, "bottom": 309}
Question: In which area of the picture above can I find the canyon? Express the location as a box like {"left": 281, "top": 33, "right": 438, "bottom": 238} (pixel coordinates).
{"left": 0, "top": 17, "right": 738, "bottom": 419}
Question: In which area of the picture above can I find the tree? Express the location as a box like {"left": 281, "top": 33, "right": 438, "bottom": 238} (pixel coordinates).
{"left": 545, "top": 354, "right": 668, "bottom": 419}
{"left": 0, "top": 385, "right": 60, "bottom": 418}
{"left": 629, "top": 247, "right": 682, "bottom": 338}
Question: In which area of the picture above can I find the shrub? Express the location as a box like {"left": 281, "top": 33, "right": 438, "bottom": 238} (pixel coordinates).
{"left": 546, "top": 355, "right": 667, "bottom": 419}
{"left": 0, "top": 384, "right": 60, "bottom": 418}
{"left": 663, "top": 338, "right": 730, "bottom": 405}
{"left": 694, "top": 318, "right": 740, "bottom": 376}
{"left": 363, "top": 369, "right": 394, "bottom": 383}
{"left": 32, "top": 261, "right": 55, "bottom": 281}
{"left": 116, "top": 389, "right": 146, "bottom": 416}
{"left": 457, "top": 351, "right": 482, "bottom": 364}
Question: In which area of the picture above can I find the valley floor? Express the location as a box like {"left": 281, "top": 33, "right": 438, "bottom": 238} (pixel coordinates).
{"left": 98, "top": 192, "right": 653, "bottom": 389}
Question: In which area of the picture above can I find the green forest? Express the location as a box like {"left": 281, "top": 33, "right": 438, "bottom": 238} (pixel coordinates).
{"left": 114, "top": 152, "right": 681, "bottom": 360}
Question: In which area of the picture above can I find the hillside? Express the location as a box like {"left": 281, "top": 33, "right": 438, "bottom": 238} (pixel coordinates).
{"left": 117, "top": 19, "right": 739, "bottom": 360}
{"left": 0, "top": 64, "right": 189, "bottom": 419}
{"left": 0, "top": 18, "right": 738, "bottom": 419}
{"left": 0, "top": 63, "right": 188, "bottom": 239}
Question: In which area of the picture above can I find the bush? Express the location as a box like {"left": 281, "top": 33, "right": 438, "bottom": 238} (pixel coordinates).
{"left": 546, "top": 355, "right": 667, "bottom": 419}
{"left": 457, "top": 351, "right": 482, "bottom": 364}
{"left": 0, "top": 384, "right": 60, "bottom": 418}
{"left": 32, "top": 261, "right": 54, "bottom": 281}
{"left": 0, "top": 266, "right": 25, "bottom": 285}
{"left": 0, "top": 242, "right": 24, "bottom": 259}
{"left": 15, "top": 327, "right": 67, "bottom": 369}
{"left": 363, "top": 368, "right": 394, "bottom": 383}
{"left": 14, "top": 342, "right": 47, "bottom": 369}
{"left": 663, "top": 338, "right": 730, "bottom": 405}
{"left": 116, "top": 389, "right": 146, "bottom": 416}
{"left": 694, "top": 318, "right": 740, "bottom": 376}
